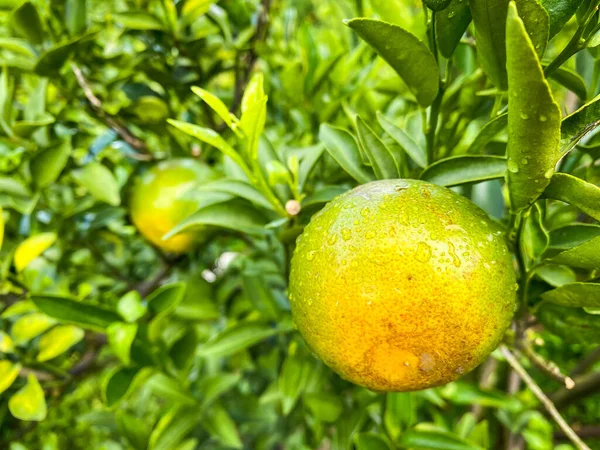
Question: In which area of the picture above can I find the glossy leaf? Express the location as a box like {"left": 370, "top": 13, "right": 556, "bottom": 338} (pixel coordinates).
{"left": 103, "top": 367, "right": 140, "bottom": 406}
{"left": 541, "top": 283, "right": 600, "bottom": 308}
{"left": 11, "top": 2, "right": 43, "bottom": 45}
{"left": 113, "top": 12, "right": 164, "bottom": 30}
{"left": 37, "top": 325, "right": 84, "bottom": 361}
{"left": 192, "top": 86, "right": 239, "bottom": 132}
{"left": 378, "top": 113, "right": 427, "bottom": 168}
{"left": 506, "top": 2, "right": 561, "bottom": 213}
{"left": 11, "top": 313, "right": 57, "bottom": 345}
{"left": 30, "top": 140, "right": 71, "bottom": 188}
{"left": 0, "top": 360, "right": 20, "bottom": 394}
{"left": 520, "top": 203, "right": 549, "bottom": 269}
{"left": 72, "top": 162, "right": 121, "bottom": 206}
{"left": 319, "top": 124, "right": 375, "bottom": 184}
{"left": 356, "top": 117, "right": 398, "bottom": 180}
{"left": 193, "top": 179, "right": 272, "bottom": 210}
{"left": 549, "top": 67, "right": 587, "bottom": 100}
{"left": 534, "top": 265, "right": 576, "bottom": 287}
{"left": 540, "top": 0, "right": 581, "bottom": 37}
{"left": 147, "top": 282, "right": 187, "bottom": 314}
{"left": 549, "top": 224, "right": 600, "bottom": 250}
{"left": 107, "top": 322, "right": 137, "bottom": 365}
{"left": 32, "top": 295, "right": 121, "bottom": 331}
{"left": 9, "top": 375, "right": 47, "bottom": 421}
{"left": 421, "top": 155, "right": 507, "bottom": 186}
{"left": 560, "top": 94, "right": 600, "bottom": 155}
{"left": 384, "top": 393, "right": 415, "bottom": 441}
{"left": 470, "top": 0, "right": 549, "bottom": 89}
{"left": 548, "top": 235, "right": 600, "bottom": 270}
{"left": 538, "top": 304, "right": 600, "bottom": 343}
{"left": 399, "top": 429, "right": 484, "bottom": 450}
{"left": 345, "top": 18, "right": 440, "bottom": 107}
{"left": 466, "top": 114, "right": 508, "bottom": 154}
{"left": 196, "top": 322, "right": 283, "bottom": 358}
{"left": 14, "top": 232, "right": 57, "bottom": 272}
{"left": 543, "top": 173, "right": 600, "bottom": 222}
{"left": 436, "top": 0, "right": 473, "bottom": 58}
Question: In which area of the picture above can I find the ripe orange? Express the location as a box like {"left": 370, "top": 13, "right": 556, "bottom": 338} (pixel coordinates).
{"left": 289, "top": 180, "right": 517, "bottom": 391}
{"left": 130, "top": 159, "right": 214, "bottom": 253}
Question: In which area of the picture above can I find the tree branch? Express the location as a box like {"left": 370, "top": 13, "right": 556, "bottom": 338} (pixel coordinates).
{"left": 520, "top": 340, "right": 575, "bottom": 390}
{"left": 501, "top": 346, "right": 591, "bottom": 450}
{"left": 70, "top": 63, "right": 153, "bottom": 161}
{"left": 551, "top": 371, "right": 600, "bottom": 410}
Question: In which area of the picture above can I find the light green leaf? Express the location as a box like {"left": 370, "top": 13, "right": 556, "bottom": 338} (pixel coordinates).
{"left": 72, "top": 162, "right": 121, "bottom": 206}
{"left": 345, "top": 18, "right": 440, "bottom": 107}
{"left": 538, "top": 304, "right": 600, "bottom": 344}
{"left": 201, "top": 403, "right": 242, "bottom": 449}
{"left": 436, "top": 0, "right": 472, "bottom": 58}
{"left": 191, "top": 86, "right": 238, "bottom": 132}
{"left": 197, "top": 373, "right": 241, "bottom": 409}
{"left": 197, "top": 321, "right": 284, "bottom": 358}
{"left": 519, "top": 203, "right": 549, "bottom": 269}
{"left": 30, "top": 140, "right": 71, "bottom": 188}
{"left": 65, "top": 0, "right": 87, "bottom": 35}
{"left": 466, "top": 114, "right": 508, "bottom": 154}
{"left": 0, "top": 360, "right": 20, "bottom": 394}
{"left": 506, "top": 1, "right": 561, "bottom": 212}
{"left": 107, "top": 322, "right": 137, "bottom": 365}
{"left": 356, "top": 117, "right": 399, "bottom": 180}
{"left": 117, "top": 291, "right": 147, "bottom": 323}
{"left": 421, "top": 155, "right": 507, "bottom": 186}
{"left": 319, "top": 124, "right": 375, "bottom": 184}
{"left": 0, "top": 38, "right": 35, "bottom": 56}
{"left": 399, "top": 429, "right": 484, "bottom": 450}
{"left": 548, "top": 66, "right": 587, "bottom": 100}
{"left": 14, "top": 232, "right": 57, "bottom": 272}
{"left": 279, "top": 353, "right": 312, "bottom": 415}
{"left": 384, "top": 393, "right": 415, "bottom": 441}
{"left": 0, "top": 330, "right": 14, "bottom": 353}
{"left": 0, "top": 205, "right": 3, "bottom": 251}
{"left": 560, "top": 94, "right": 600, "bottom": 155}
{"left": 37, "top": 325, "right": 84, "bottom": 362}
{"left": 548, "top": 235, "right": 600, "bottom": 270}
{"left": 543, "top": 173, "right": 600, "bottom": 222}
{"left": 355, "top": 433, "right": 391, "bottom": 450}
{"left": 192, "top": 179, "right": 272, "bottom": 210}
{"left": 378, "top": 112, "right": 427, "bottom": 168}
{"left": 302, "top": 186, "right": 348, "bottom": 208}
{"left": 112, "top": 12, "right": 164, "bottom": 30}
{"left": 147, "top": 373, "right": 195, "bottom": 406}
{"left": 31, "top": 295, "right": 121, "bottom": 331}
{"left": 541, "top": 283, "right": 600, "bottom": 308}
{"left": 148, "top": 405, "right": 201, "bottom": 450}
{"left": 9, "top": 375, "right": 47, "bottom": 421}
{"left": 11, "top": 313, "right": 57, "bottom": 345}
{"left": 303, "top": 392, "right": 343, "bottom": 422}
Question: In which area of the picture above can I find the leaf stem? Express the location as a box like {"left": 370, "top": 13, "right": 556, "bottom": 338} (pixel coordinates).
{"left": 501, "top": 345, "right": 591, "bottom": 450}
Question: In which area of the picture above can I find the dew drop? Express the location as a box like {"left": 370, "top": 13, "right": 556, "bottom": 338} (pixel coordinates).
{"left": 507, "top": 159, "right": 519, "bottom": 173}
{"left": 521, "top": 157, "right": 529, "bottom": 165}
{"left": 414, "top": 242, "right": 432, "bottom": 263}
{"left": 539, "top": 115, "right": 548, "bottom": 122}
{"left": 520, "top": 111, "right": 530, "bottom": 120}
{"left": 544, "top": 168, "right": 554, "bottom": 179}
{"left": 341, "top": 229, "right": 352, "bottom": 241}
{"left": 328, "top": 234, "right": 338, "bottom": 246}
{"left": 361, "top": 207, "right": 371, "bottom": 217}
{"left": 306, "top": 251, "right": 316, "bottom": 261}
{"left": 447, "top": 242, "right": 461, "bottom": 268}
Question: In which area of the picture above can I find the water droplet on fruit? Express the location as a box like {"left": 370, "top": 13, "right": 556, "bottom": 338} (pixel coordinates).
{"left": 520, "top": 111, "right": 530, "bottom": 120}
{"left": 328, "top": 234, "right": 337, "bottom": 245}
{"left": 361, "top": 207, "right": 370, "bottom": 217}
{"left": 306, "top": 251, "right": 316, "bottom": 261}
{"left": 507, "top": 159, "right": 519, "bottom": 173}
{"left": 539, "top": 115, "right": 548, "bottom": 122}
{"left": 341, "top": 229, "right": 352, "bottom": 241}
{"left": 448, "top": 11, "right": 456, "bottom": 18}
{"left": 447, "top": 242, "right": 461, "bottom": 268}
{"left": 414, "top": 242, "right": 432, "bottom": 262}
{"left": 521, "top": 157, "right": 529, "bottom": 165}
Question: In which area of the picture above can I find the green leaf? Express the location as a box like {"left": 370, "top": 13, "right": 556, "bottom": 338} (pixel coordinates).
{"left": 538, "top": 303, "right": 600, "bottom": 343}
{"left": 14, "top": 232, "right": 57, "bottom": 272}
{"left": 541, "top": 283, "right": 600, "bottom": 308}
{"left": 279, "top": 353, "right": 312, "bottom": 415}
{"left": 72, "top": 162, "right": 121, "bottom": 206}
{"left": 191, "top": 86, "right": 238, "bottom": 132}
{"left": 201, "top": 403, "right": 242, "bottom": 449}
{"left": 30, "top": 140, "right": 71, "bottom": 188}
{"left": 0, "top": 330, "right": 14, "bottom": 353}
{"left": 442, "top": 382, "right": 520, "bottom": 410}
{"left": 147, "top": 373, "right": 195, "bottom": 406}
{"left": 197, "top": 373, "right": 241, "bottom": 409}
{"left": 11, "top": 313, "right": 57, "bottom": 345}
{"left": 378, "top": 113, "right": 427, "bottom": 168}
{"left": 0, "top": 360, "right": 21, "bottom": 394}
{"left": 37, "top": 325, "right": 84, "bottom": 362}
{"left": 470, "top": 0, "right": 549, "bottom": 89}
{"left": 117, "top": 291, "right": 147, "bottom": 323}
{"left": 196, "top": 321, "right": 283, "bottom": 358}
{"left": 164, "top": 201, "right": 267, "bottom": 239}
{"left": 0, "top": 38, "right": 35, "bottom": 56}
{"left": 506, "top": 1, "right": 561, "bottom": 213}
{"left": 12, "top": 116, "right": 55, "bottom": 138}
{"left": 31, "top": 295, "right": 121, "bottom": 331}
{"left": 116, "top": 411, "right": 151, "bottom": 450}
{"left": 192, "top": 179, "right": 273, "bottom": 210}
{"left": 303, "top": 392, "right": 343, "bottom": 422}
{"left": 107, "top": 322, "right": 137, "bottom": 365}
{"left": 543, "top": 173, "right": 600, "bottom": 222}
{"left": 65, "top": 0, "right": 87, "bottom": 35}
{"left": 466, "top": 114, "right": 508, "bottom": 154}
{"left": 548, "top": 235, "right": 600, "bottom": 270}
{"left": 242, "top": 274, "right": 281, "bottom": 320}
{"left": 9, "top": 375, "right": 46, "bottom": 421}
{"left": 399, "top": 429, "right": 484, "bottom": 450}
{"left": 520, "top": 203, "right": 549, "bottom": 269}
{"left": 0, "top": 206, "right": 3, "bottom": 251}
{"left": 345, "top": 18, "right": 440, "bottom": 107}
{"left": 34, "top": 37, "right": 81, "bottom": 77}
{"left": 384, "top": 393, "right": 415, "bottom": 442}
{"left": 240, "top": 74, "right": 267, "bottom": 160}
{"left": 355, "top": 433, "right": 391, "bottom": 450}
{"left": 548, "top": 67, "right": 587, "bottom": 100}
{"left": 147, "top": 282, "right": 187, "bottom": 314}
{"left": 436, "top": 0, "right": 473, "bottom": 58}
{"left": 356, "top": 117, "right": 399, "bottom": 180}
{"left": 302, "top": 186, "right": 348, "bottom": 208}
{"left": 535, "top": 264, "right": 576, "bottom": 287}
{"left": 540, "top": 0, "right": 581, "bottom": 37}
{"left": 421, "top": 155, "right": 507, "bottom": 187}
{"left": 548, "top": 224, "right": 600, "bottom": 250}
{"left": 424, "top": 0, "right": 454, "bottom": 11}
{"left": 167, "top": 120, "right": 252, "bottom": 178}
{"left": 103, "top": 367, "right": 143, "bottom": 406}
{"left": 560, "top": 94, "right": 600, "bottom": 155}
{"left": 113, "top": 12, "right": 165, "bottom": 30}
{"left": 319, "top": 124, "right": 375, "bottom": 184}
{"left": 148, "top": 406, "right": 201, "bottom": 450}
{"left": 11, "top": 1, "right": 43, "bottom": 45}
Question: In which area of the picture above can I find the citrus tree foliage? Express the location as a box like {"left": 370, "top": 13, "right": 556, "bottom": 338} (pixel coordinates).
{"left": 0, "top": 0, "right": 600, "bottom": 449}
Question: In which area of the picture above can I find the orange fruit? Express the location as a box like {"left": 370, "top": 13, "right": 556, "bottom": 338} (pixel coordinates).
{"left": 289, "top": 180, "right": 517, "bottom": 391}
{"left": 130, "top": 159, "right": 214, "bottom": 253}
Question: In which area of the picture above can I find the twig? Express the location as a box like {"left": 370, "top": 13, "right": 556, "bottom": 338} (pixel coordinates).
{"left": 551, "top": 371, "right": 600, "bottom": 410}
{"left": 501, "top": 346, "right": 591, "bottom": 450}
{"left": 520, "top": 340, "right": 575, "bottom": 389}
{"left": 556, "top": 426, "right": 600, "bottom": 441}
{"left": 70, "top": 63, "right": 153, "bottom": 161}
{"left": 572, "top": 345, "right": 600, "bottom": 377}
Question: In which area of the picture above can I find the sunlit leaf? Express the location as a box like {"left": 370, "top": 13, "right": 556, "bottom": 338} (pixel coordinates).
{"left": 37, "top": 325, "right": 85, "bottom": 361}
{"left": 14, "top": 232, "right": 57, "bottom": 272}
{"left": 9, "top": 375, "right": 47, "bottom": 421}
{"left": 0, "top": 360, "right": 20, "bottom": 394}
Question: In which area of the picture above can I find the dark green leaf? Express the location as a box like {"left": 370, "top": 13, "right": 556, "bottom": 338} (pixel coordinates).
{"left": 30, "top": 140, "right": 71, "bottom": 188}
{"left": 442, "top": 382, "right": 520, "bottom": 410}
{"left": 560, "top": 94, "right": 600, "bottom": 155}
{"left": 538, "top": 303, "right": 600, "bottom": 343}
{"left": 303, "top": 392, "right": 343, "bottom": 422}
{"left": 506, "top": 2, "right": 561, "bottom": 212}
{"left": 193, "top": 179, "right": 272, "bottom": 210}
{"left": 436, "top": 0, "right": 473, "bottom": 58}
{"left": 548, "top": 235, "right": 600, "bottom": 269}
{"left": 421, "top": 155, "right": 507, "bottom": 186}
{"left": 345, "top": 18, "right": 440, "bottom": 107}
{"left": 201, "top": 403, "right": 242, "bottom": 449}
{"left": 147, "top": 373, "right": 195, "bottom": 406}
{"left": 384, "top": 393, "right": 415, "bottom": 442}
{"left": 356, "top": 116, "right": 399, "bottom": 180}
{"left": 520, "top": 203, "right": 549, "bottom": 269}
{"left": 147, "top": 282, "right": 187, "bottom": 314}
{"left": 198, "top": 373, "right": 241, "bottom": 409}
{"left": 103, "top": 367, "right": 139, "bottom": 406}
{"left": 31, "top": 295, "right": 120, "bottom": 331}
{"left": 302, "top": 186, "right": 348, "bottom": 208}
{"left": 319, "top": 124, "right": 375, "bottom": 184}
{"left": 467, "top": 114, "right": 508, "bottom": 154}
{"left": 148, "top": 406, "right": 201, "bottom": 450}
{"left": 424, "top": 0, "right": 454, "bottom": 11}
{"left": 540, "top": 0, "right": 581, "bottom": 37}
{"left": 541, "top": 283, "right": 600, "bottom": 308}
{"left": 548, "top": 66, "right": 587, "bottom": 100}
{"left": 116, "top": 411, "right": 151, "bottom": 450}
{"left": 548, "top": 224, "right": 600, "bottom": 250}
{"left": 34, "top": 38, "right": 81, "bottom": 77}
{"left": 11, "top": 2, "right": 43, "bottom": 45}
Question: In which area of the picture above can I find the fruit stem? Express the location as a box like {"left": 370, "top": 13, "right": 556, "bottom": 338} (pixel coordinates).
{"left": 501, "top": 346, "right": 592, "bottom": 450}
